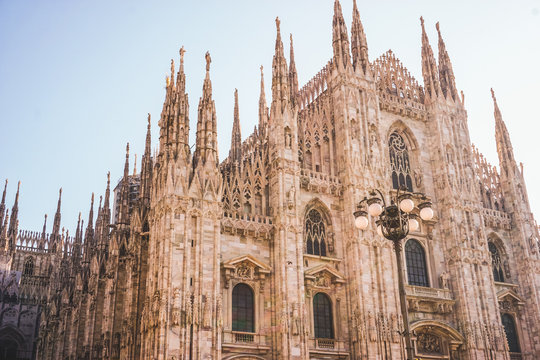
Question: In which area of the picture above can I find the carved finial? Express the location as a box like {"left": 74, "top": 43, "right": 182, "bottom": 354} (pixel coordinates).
{"left": 133, "top": 154, "right": 137, "bottom": 176}
{"left": 260, "top": 65, "right": 264, "bottom": 76}
{"left": 461, "top": 90, "right": 465, "bottom": 104}
{"left": 147, "top": 113, "right": 151, "bottom": 126}
{"left": 436, "top": 21, "right": 440, "bottom": 33}
{"left": 205, "top": 51, "right": 211, "bottom": 72}
{"left": 420, "top": 16, "right": 425, "bottom": 27}
{"left": 276, "top": 17, "right": 281, "bottom": 33}
{"left": 490, "top": 88, "right": 496, "bottom": 102}
{"left": 107, "top": 171, "right": 110, "bottom": 185}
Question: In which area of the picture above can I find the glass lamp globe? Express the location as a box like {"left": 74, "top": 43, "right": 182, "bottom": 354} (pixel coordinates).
{"left": 399, "top": 198, "right": 414, "bottom": 213}
{"left": 368, "top": 202, "right": 383, "bottom": 217}
{"left": 420, "top": 206, "right": 434, "bottom": 221}
{"left": 408, "top": 218, "right": 419, "bottom": 232}
{"left": 355, "top": 215, "right": 369, "bottom": 230}
{"left": 376, "top": 224, "right": 383, "bottom": 237}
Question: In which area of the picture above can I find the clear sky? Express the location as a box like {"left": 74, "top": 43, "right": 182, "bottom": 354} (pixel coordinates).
{"left": 1, "top": 0, "right": 539, "bottom": 233}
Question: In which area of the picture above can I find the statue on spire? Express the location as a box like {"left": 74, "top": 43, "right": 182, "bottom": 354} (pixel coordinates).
{"left": 180, "top": 46, "right": 186, "bottom": 64}
{"left": 205, "top": 51, "right": 211, "bottom": 72}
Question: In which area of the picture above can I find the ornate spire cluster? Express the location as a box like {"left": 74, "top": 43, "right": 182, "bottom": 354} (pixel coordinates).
{"left": 492, "top": 89, "right": 516, "bottom": 171}
{"left": 332, "top": 0, "right": 352, "bottom": 70}
{"left": 420, "top": 16, "right": 441, "bottom": 99}
{"left": 193, "top": 51, "right": 219, "bottom": 170}
{"left": 229, "top": 89, "right": 242, "bottom": 164}
{"left": 271, "top": 17, "right": 290, "bottom": 114}
{"left": 289, "top": 34, "right": 299, "bottom": 106}
{"left": 436, "top": 22, "right": 458, "bottom": 102}
{"left": 350, "top": 0, "right": 370, "bottom": 75}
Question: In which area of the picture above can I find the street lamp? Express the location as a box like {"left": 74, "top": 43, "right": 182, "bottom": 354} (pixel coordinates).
{"left": 353, "top": 188, "right": 434, "bottom": 360}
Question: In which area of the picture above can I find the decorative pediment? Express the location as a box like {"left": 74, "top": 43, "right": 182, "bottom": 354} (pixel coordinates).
{"left": 304, "top": 264, "right": 345, "bottom": 289}
{"left": 222, "top": 255, "right": 271, "bottom": 290}
{"left": 497, "top": 288, "right": 524, "bottom": 313}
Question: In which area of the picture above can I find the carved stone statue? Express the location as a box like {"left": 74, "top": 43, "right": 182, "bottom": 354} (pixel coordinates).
{"left": 291, "top": 302, "right": 300, "bottom": 335}
{"left": 439, "top": 271, "right": 450, "bottom": 289}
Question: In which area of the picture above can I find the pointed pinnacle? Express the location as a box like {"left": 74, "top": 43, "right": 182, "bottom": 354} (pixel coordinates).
{"left": 205, "top": 51, "right": 211, "bottom": 72}
{"left": 1, "top": 179, "right": 7, "bottom": 204}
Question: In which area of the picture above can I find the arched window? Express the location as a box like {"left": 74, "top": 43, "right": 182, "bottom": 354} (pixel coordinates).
{"left": 232, "top": 284, "right": 254, "bottom": 332}
{"left": 405, "top": 239, "right": 429, "bottom": 287}
{"left": 389, "top": 132, "right": 413, "bottom": 192}
{"left": 23, "top": 257, "right": 34, "bottom": 276}
{"left": 501, "top": 313, "right": 520, "bottom": 353}
{"left": 313, "top": 293, "right": 333, "bottom": 339}
{"left": 488, "top": 242, "right": 505, "bottom": 282}
{"left": 305, "top": 209, "right": 327, "bottom": 256}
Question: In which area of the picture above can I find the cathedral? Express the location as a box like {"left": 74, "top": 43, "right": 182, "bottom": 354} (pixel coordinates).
{"left": 1, "top": 0, "right": 540, "bottom": 359}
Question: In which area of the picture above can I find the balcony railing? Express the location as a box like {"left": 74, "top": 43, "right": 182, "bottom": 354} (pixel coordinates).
{"left": 309, "top": 338, "right": 347, "bottom": 352}
{"left": 405, "top": 285, "right": 452, "bottom": 300}
{"left": 222, "top": 331, "right": 267, "bottom": 347}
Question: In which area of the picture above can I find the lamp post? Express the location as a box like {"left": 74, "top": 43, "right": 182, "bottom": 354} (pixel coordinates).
{"left": 353, "top": 188, "right": 434, "bottom": 360}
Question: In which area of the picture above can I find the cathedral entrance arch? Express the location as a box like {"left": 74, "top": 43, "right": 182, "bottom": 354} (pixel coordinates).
{"left": 410, "top": 320, "right": 464, "bottom": 359}
{"left": 0, "top": 325, "right": 26, "bottom": 360}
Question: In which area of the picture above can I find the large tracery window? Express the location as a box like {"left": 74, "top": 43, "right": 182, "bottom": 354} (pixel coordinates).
{"left": 405, "top": 239, "right": 429, "bottom": 287}
{"left": 501, "top": 313, "right": 521, "bottom": 354}
{"left": 23, "top": 257, "right": 34, "bottom": 276}
{"left": 305, "top": 209, "right": 327, "bottom": 256}
{"left": 232, "top": 283, "right": 254, "bottom": 333}
{"left": 313, "top": 293, "right": 333, "bottom": 339}
{"left": 488, "top": 242, "right": 505, "bottom": 282}
{"left": 389, "top": 132, "right": 413, "bottom": 192}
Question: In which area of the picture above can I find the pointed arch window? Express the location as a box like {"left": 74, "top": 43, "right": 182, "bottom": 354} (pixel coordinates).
{"left": 488, "top": 242, "right": 505, "bottom": 282}
{"left": 23, "top": 257, "right": 34, "bottom": 276}
{"left": 232, "top": 283, "right": 254, "bottom": 332}
{"left": 313, "top": 293, "right": 333, "bottom": 339}
{"left": 405, "top": 239, "right": 429, "bottom": 287}
{"left": 305, "top": 209, "right": 327, "bottom": 256}
{"left": 389, "top": 132, "right": 413, "bottom": 192}
{"left": 501, "top": 313, "right": 520, "bottom": 353}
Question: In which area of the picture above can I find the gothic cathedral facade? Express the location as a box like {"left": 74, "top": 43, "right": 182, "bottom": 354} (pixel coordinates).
{"left": 1, "top": 1, "right": 539, "bottom": 359}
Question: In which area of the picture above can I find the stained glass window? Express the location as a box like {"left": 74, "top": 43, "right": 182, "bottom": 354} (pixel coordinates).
{"left": 389, "top": 132, "right": 413, "bottom": 192}
{"left": 305, "top": 209, "right": 327, "bottom": 256}
{"left": 313, "top": 293, "right": 333, "bottom": 339}
{"left": 232, "top": 283, "right": 254, "bottom": 332}
{"left": 501, "top": 313, "right": 520, "bottom": 353}
{"left": 489, "top": 242, "right": 505, "bottom": 282}
{"left": 405, "top": 239, "right": 429, "bottom": 287}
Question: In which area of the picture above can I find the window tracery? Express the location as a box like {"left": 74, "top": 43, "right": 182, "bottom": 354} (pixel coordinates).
{"left": 313, "top": 292, "right": 333, "bottom": 339}
{"left": 389, "top": 132, "right": 413, "bottom": 192}
{"left": 305, "top": 209, "right": 327, "bottom": 256}
{"left": 405, "top": 239, "right": 429, "bottom": 287}
{"left": 488, "top": 242, "right": 505, "bottom": 282}
{"left": 23, "top": 257, "right": 34, "bottom": 276}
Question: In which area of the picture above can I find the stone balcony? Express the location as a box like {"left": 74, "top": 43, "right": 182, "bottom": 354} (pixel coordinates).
{"left": 222, "top": 330, "right": 270, "bottom": 353}
{"left": 308, "top": 338, "right": 349, "bottom": 359}
{"left": 482, "top": 208, "right": 512, "bottom": 230}
{"left": 406, "top": 285, "right": 455, "bottom": 314}
{"left": 300, "top": 169, "right": 342, "bottom": 196}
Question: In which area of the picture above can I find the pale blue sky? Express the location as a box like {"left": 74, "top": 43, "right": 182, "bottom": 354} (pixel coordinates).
{"left": 1, "top": 0, "right": 539, "bottom": 232}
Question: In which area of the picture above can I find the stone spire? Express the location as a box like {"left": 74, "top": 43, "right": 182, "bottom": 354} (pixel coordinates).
{"left": 193, "top": 51, "right": 219, "bottom": 169}
{"left": 229, "top": 89, "right": 242, "bottom": 163}
{"left": 492, "top": 89, "right": 516, "bottom": 171}
{"left": 6, "top": 181, "right": 20, "bottom": 253}
{"left": 97, "top": 173, "right": 111, "bottom": 247}
{"left": 289, "top": 34, "right": 299, "bottom": 106}
{"left": 39, "top": 213, "right": 47, "bottom": 249}
{"left": 0, "top": 210, "right": 8, "bottom": 250}
{"left": 118, "top": 143, "right": 131, "bottom": 225}
{"left": 420, "top": 17, "right": 441, "bottom": 100}
{"left": 259, "top": 65, "right": 269, "bottom": 130}
{"left": 436, "top": 22, "right": 458, "bottom": 102}
{"left": 72, "top": 212, "right": 82, "bottom": 261}
{"left": 175, "top": 46, "right": 190, "bottom": 159}
{"left": 159, "top": 47, "right": 190, "bottom": 160}
{"left": 141, "top": 114, "right": 153, "bottom": 203}
{"left": 350, "top": 0, "right": 370, "bottom": 75}
{"left": 271, "top": 17, "right": 290, "bottom": 114}
{"left": 51, "top": 188, "right": 62, "bottom": 249}
{"left": 83, "top": 193, "right": 95, "bottom": 262}
{"left": 0, "top": 180, "right": 7, "bottom": 230}
{"left": 332, "top": 0, "right": 352, "bottom": 70}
